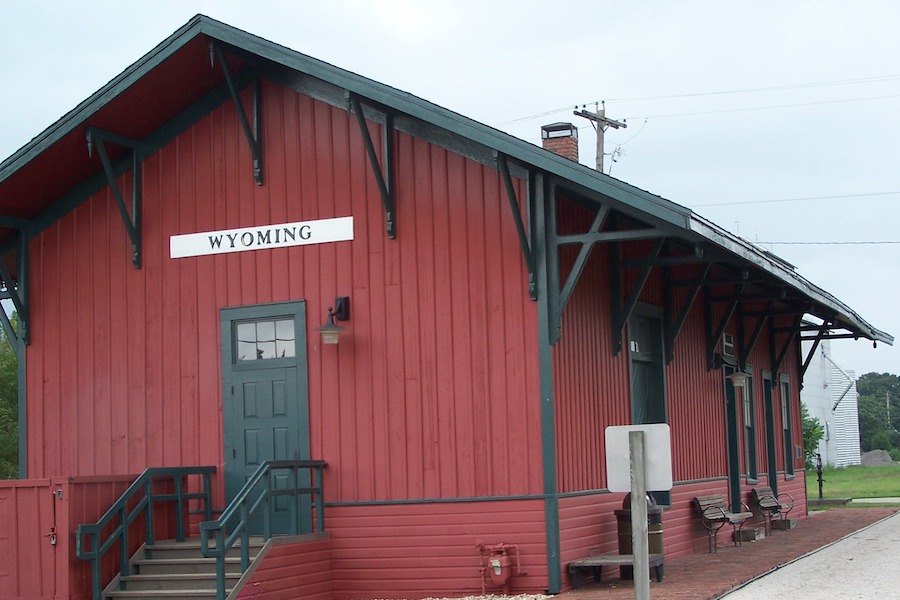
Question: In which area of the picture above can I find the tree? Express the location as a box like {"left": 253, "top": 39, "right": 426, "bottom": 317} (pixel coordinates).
{"left": 801, "top": 402, "right": 823, "bottom": 470}
{"left": 857, "top": 372, "right": 900, "bottom": 454}
{"left": 0, "top": 312, "right": 17, "bottom": 479}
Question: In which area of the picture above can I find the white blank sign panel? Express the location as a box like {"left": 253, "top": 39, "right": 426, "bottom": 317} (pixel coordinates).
{"left": 605, "top": 424, "right": 673, "bottom": 493}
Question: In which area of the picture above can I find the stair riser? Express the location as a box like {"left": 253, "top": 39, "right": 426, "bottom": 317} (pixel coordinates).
{"left": 145, "top": 546, "right": 261, "bottom": 560}
{"left": 116, "top": 577, "right": 238, "bottom": 591}
{"left": 133, "top": 562, "right": 242, "bottom": 576}
{"left": 105, "top": 594, "right": 217, "bottom": 600}
{"left": 103, "top": 538, "right": 258, "bottom": 599}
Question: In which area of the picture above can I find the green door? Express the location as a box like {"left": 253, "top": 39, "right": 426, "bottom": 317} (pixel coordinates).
{"left": 628, "top": 309, "right": 669, "bottom": 505}
{"left": 628, "top": 311, "right": 666, "bottom": 425}
{"left": 220, "top": 302, "right": 310, "bottom": 534}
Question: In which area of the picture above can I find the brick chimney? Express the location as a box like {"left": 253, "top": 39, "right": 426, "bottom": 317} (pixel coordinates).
{"left": 541, "top": 122, "right": 579, "bottom": 162}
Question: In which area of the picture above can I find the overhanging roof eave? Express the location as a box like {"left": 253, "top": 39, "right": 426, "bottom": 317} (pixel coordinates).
{"left": 689, "top": 214, "right": 893, "bottom": 346}
{"left": 0, "top": 15, "right": 891, "bottom": 348}
{"left": 201, "top": 18, "right": 694, "bottom": 231}
{"left": 2, "top": 14, "right": 693, "bottom": 232}
{"left": 0, "top": 15, "right": 207, "bottom": 184}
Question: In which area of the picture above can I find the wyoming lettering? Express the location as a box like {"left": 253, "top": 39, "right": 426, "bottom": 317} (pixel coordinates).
{"left": 169, "top": 216, "right": 354, "bottom": 258}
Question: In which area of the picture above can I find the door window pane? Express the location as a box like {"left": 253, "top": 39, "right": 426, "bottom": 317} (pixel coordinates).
{"left": 236, "top": 318, "right": 295, "bottom": 361}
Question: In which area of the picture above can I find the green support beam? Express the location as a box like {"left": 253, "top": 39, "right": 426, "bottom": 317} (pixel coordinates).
{"left": 533, "top": 170, "right": 561, "bottom": 594}
{"left": 350, "top": 93, "right": 396, "bottom": 239}
{"left": 86, "top": 127, "right": 144, "bottom": 269}
{"left": 212, "top": 42, "right": 263, "bottom": 186}
{"left": 497, "top": 153, "right": 536, "bottom": 299}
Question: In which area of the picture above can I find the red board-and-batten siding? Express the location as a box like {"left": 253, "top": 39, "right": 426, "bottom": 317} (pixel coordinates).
{"left": 26, "top": 81, "right": 545, "bottom": 595}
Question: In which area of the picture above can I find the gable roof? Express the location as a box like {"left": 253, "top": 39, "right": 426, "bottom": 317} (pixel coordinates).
{"left": 0, "top": 14, "right": 891, "bottom": 346}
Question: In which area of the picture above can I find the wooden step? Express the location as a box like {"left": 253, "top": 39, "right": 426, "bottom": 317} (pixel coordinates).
{"left": 131, "top": 557, "right": 244, "bottom": 576}
{"left": 104, "top": 537, "right": 264, "bottom": 599}
{"left": 104, "top": 590, "right": 218, "bottom": 600}
{"left": 144, "top": 537, "right": 264, "bottom": 560}
{"left": 114, "top": 572, "right": 240, "bottom": 591}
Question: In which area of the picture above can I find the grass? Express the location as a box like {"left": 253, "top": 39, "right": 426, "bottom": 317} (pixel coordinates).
{"left": 806, "top": 464, "right": 900, "bottom": 499}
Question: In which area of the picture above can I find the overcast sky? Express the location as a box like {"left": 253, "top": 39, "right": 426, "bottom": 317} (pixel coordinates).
{"left": 2, "top": 0, "right": 899, "bottom": 377}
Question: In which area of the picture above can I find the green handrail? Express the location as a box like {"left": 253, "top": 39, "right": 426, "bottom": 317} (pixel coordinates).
{"left": 76, "top": 466, "right": 215, "bottom": 600}
{"left": 200, "top": 459, "right": 327, "bottom": 600}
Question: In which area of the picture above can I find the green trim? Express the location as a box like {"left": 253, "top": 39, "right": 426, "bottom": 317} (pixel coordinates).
{"left": 762, "top": 371, "right": 778, "bottom": 495}
{"left": 558, "top": 476, "right": 731, "bottom": 499}
{"left": 533, "top": 171, "right": 561, "bottom": 594}
{"left": 723, "top": 366, "right": 742, "bottom": 513}
{"left": 16, "top": 326, "right": 25, "bottom": 478}
{"left": 324, "top": 493, "right": 548, "bottom": 507}
{"left": 742, "top": 366, "right": 758, "bottom": 480}
{"left": 780, "top": 374, "right": 795, "bottom": 476}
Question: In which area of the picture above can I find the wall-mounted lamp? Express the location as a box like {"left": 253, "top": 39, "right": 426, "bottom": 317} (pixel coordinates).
{"left": 315, "top": 297, "right": 350, "bottom": 345}
{"left": 727, "top": 370, "right": 749, "bottom": 390}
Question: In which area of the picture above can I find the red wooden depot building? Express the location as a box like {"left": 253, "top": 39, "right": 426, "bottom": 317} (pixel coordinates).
{"left": 0, "top": 15, "right": 891, "bottom": 600}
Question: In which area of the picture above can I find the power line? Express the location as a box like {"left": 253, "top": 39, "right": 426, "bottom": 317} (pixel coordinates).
{"left": 692, "top": 191, "right": 900, "bottom": 208}
{"left": 495, "top": 73, "right": 900, "bottom": 126}
{"left": 760, "top": 240, "right": 900, "bottom": 246}
{"left": 604, "top": 74, "right": 900, "bottom": 103}
{"left": 622, "top": 92, "right": 900, "bottom": 121}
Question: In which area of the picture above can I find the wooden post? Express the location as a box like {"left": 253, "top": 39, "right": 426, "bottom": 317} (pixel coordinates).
{"left": 630, "top": 430, "right": 650, "bottom": 600}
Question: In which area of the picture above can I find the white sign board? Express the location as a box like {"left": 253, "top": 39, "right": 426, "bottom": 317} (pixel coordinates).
{"left": 170, "top": 216, "right": 354, "bottom": 259}
{"left": 605, "top": 423, "right": 673, "bottom": 493}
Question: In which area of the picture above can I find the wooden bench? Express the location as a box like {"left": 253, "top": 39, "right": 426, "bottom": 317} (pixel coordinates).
{"left": 568, "top": 553, "right": 665, "bottom": 589}
{"left": 752, "top": 486, "right": 796, "bottom": 534}
{"left": 693, "top": 494, "right": 753, "bottom": 553}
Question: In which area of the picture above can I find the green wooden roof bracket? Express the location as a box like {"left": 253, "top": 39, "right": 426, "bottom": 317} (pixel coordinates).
{"left": 740, "top": 299, "right": 775, "bottom": 369}
{"left": 620, "top": 238, "right": 665, "bottom": 342}
{"left": 800, "top": 319, "right": 833, "bottom": 377}
{"left": 497, "top": 152, "right": 536, "bottom": 299}
{"left": 771, "top": 315, "right": 801, "bottom": 379}
{"left": 559, "top": 204, "right": 610, "bottom": 314}
{"left": 609, "top": 236, "right": 665, "bottom": 356}
{"left": 211, "top": 41, "right": 263, "bottom": 186}
{"left": 86, "top": 127, "right": 144, "bottom": 269}
{"left": 664, "top": 261, "right": 711, "bottom": 364}
{"left": 706, "top": 281, "right": 747, "bottom": 370}
{"left": 0, "top": 231, "right": 29, "bottom": 347}
{"left": 543, "top": 177, "right": 562, "bottom": 345}
{"left": 350, "top": 93, "right": 396, "bottom": 239}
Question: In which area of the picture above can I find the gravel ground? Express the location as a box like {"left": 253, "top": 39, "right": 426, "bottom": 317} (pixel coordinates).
{"left": 720, "top": 511, "right": 900, "bottom": 598}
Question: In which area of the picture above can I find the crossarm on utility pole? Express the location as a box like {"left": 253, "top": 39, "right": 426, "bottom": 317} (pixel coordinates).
{"left": 574, "top": 102, "right": 626, "bottom": 173}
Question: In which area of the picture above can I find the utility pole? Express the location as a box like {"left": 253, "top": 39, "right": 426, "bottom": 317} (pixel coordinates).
{"left": 574, "top": 101, "right": 626, "bottom": 173}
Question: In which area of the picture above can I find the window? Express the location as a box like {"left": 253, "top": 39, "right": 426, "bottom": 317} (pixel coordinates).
{"left": 235, "top": 318, "right": 296, "bottom": 362}
{"left": 741, "top": 373, "right": 757, "bottom": 480}
{"left": 781, "top": 377, "right": 794, "bottom": 476}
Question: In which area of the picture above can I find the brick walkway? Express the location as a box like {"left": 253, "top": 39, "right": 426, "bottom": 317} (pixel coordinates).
{"left": 556, "top": 507, "right": 899, "bottom": 600}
